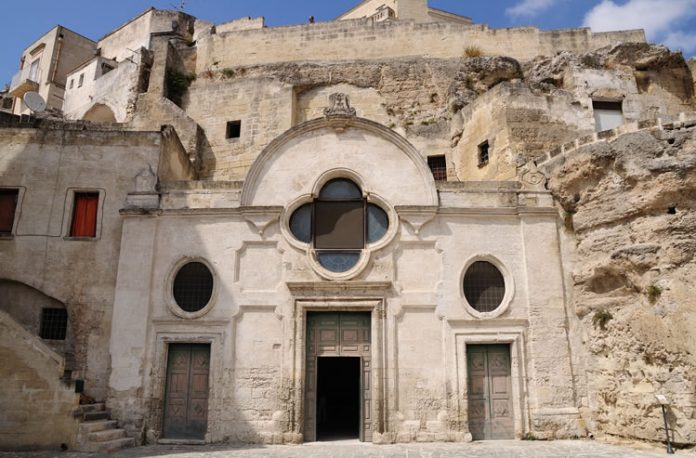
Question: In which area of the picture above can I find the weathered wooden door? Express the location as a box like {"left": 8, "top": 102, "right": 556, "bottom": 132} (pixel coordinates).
{"left": 305, "top": 312, "right": 371, "bottom": 442}
{"left": 467, "top": 344, "right": 514, "bottom": 440}
{"left": 162, "top": 343, "right": 211, "bottom": 440}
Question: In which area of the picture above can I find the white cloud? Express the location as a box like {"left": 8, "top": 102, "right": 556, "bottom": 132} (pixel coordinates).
{"left": 582, "top": 0, "right": 696, "bottom": 40}
{"left": 662, "top": 31, "right": 696, "bottom": 53}
{"left": 505, "top": 0, "right": 558, "bottom": 18}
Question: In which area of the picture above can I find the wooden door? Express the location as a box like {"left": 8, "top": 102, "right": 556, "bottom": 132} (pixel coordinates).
{"left": 467, "top": 344, "right": 514, "bottom": 440}
{"left": 305, "top": 312, "right": 371, "bottom": 442}
{"left": 163, "top": 343, "right": 211, "bottom": 440}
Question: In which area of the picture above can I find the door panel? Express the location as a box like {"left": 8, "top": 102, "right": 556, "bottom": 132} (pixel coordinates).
{"left": 163, "top": 343, "right": 211, "bottom": 440}
{"left": 305, "top": 312, "right": 371, "bottom": 442}
{"left": 467, "top": 344, "right": 514, "bottom": 440}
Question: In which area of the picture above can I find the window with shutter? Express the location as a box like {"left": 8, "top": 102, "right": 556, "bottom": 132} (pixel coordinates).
{"left": 0, "top": 189, "right": 19, "bottom": 235}
{"left": 70, "top": 192, "right": 99, "bottom": 237}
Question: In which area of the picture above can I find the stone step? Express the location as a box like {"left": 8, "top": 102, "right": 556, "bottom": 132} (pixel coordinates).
{"left": 88, "top": 428, "right": 126, "bottom": 442}
{"left": 79, "top": 402, "right": 106, "bottom": 413}
{"left": 80, "top": 419, "right": 118, "bottom": 433}
{"left": 85, "top": 437, "right": 135, "bottom": 454}
{"left": 83, "top": 410, "right": 110, "bottom": 421}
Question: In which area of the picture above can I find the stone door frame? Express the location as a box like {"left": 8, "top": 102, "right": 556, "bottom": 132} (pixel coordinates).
{"left": 291, "top": 298, "right": 386, "bottom": 443}
{"left": 449, "top": 319, "right": 530, "bottom": 439}
{"left": 146, "top": 324, "right": 228, "bottom": 444}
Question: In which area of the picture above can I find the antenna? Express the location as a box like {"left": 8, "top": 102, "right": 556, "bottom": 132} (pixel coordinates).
{"left": 23, "top": 91, "right": 47, "bottom": 114}
{"left": 170, "top": 0, "right": 186, "bottom": 11}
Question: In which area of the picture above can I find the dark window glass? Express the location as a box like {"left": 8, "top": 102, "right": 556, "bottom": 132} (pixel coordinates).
{"left": 478, "top": 141, "right": 489, "bottom": 166}
{"left": 70, "top": 192, "right": 99, "bottom": 237}
{"left": 289, "top": 203, "right": 313, "bottom": 243}
{"left": 427, "top": 155, "right": 447, "bottom": 181}
{"left": 288, "top": 179, "right": 390, "bottom": 273}
{"left": 226, "top": 120, "right": 241, "bottom": 139}
{"left": 318, "top": 179, "right": 362, "bottom": 200}
{"left": 366, "top": 203, "right": 388, "bottom": 243}
{"left": 463, "top": 261, "right": 505, "bottom": 313}
{"left": 317, "top": 251, "right": 361, "bottom": 273}
{"left": 173, "top": 262, "right": 214, "bottom": 312}
{"left": 314, "top": 200, "right": 364, "bottom": 249}
{"left": 40, "top": 308, "right": 68, "bottom": 340}
{"left": 0, "top": 189, "right": 19, "bottom": 234}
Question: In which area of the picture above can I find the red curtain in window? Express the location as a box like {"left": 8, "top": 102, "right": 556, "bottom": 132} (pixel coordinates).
{"left": 70, "top": 193, "right": 99, "bottom": 237}
{"left": 0, "top": 191, "right": 18, "bottom": 234}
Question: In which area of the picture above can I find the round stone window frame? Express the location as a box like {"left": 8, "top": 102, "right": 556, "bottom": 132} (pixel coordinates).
{"left": 166, "top": 257, "right": 219, "bottom": 319}
{"left": 460, "top": 254, "right": 515, "bottom": 319}
{"left": 280, "top": 168, "right": 399, "bottom": 280}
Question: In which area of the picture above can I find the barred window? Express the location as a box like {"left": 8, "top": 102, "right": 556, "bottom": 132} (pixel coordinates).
{"left": 427, "top": 155, "right": 447, "bottom": 181}
{"left": 173, "top": 262, "right": 214, "bottom": 312}
{"left": 40, "top": 308, "right": 68, "bottom": 340}
{"left": 463, "top": 261, "right": 505, "bottom": 313}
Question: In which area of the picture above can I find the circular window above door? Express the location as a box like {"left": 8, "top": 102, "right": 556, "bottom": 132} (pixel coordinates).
{"left": 170, "top": 260, "right": 216, "bottom": 318}
{"left": 461, "top": 257, "right": 514, "bottom": 319}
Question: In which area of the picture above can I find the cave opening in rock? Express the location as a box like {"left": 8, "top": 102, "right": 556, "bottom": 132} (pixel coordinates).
{"left": 316, "top": 356, "right": 361, "bottom": 441}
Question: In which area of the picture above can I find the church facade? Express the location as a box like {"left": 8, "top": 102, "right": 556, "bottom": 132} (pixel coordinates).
{"left": 1, "top": 0, "right": 695, "bottom": 451}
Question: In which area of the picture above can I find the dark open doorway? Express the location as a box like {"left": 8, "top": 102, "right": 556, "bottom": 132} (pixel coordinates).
{"left": 316, "top": 356, "right": 361, "bottom": 441}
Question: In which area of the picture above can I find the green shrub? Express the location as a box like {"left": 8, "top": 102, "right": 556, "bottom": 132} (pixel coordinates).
{"left": 592, "top": 309, "right": 613, "bottom": 331}
{"left": 166, "top": 69, "right": 196, "bottom": 106}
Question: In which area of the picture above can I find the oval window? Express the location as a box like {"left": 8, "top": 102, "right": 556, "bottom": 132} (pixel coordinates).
{"left": 173, "top": 262, "right": 214, "bottom": 312}
{"left": 463, "top": 261, "right": 505, "bottom": 312}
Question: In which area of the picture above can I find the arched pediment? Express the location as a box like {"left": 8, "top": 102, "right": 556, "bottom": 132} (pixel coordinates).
{"left": 240, "top": 116, "right": 438, "bottom": 207}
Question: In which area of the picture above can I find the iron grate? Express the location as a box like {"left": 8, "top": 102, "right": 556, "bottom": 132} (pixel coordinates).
{"left": 463, "top": 261, "right": 505, "bottom": 312}
{"left": 40, "top": 308, "right": 68, "bottom": 340}
{"left": 173, "top": 262, "right": 214, "bottom": 312}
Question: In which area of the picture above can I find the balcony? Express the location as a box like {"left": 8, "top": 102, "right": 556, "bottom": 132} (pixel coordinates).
{"left": 8, "top": 67, "right": 41, "bottom": 98}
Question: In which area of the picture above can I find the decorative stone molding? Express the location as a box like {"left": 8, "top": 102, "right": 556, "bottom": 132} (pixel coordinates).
{"left": 519, "top": 161, "right": 547, "bottom": 191}
{"left": 459, "top": 253, "right": 515, "bottom": 320}
{"left": 240, "top": 116, "right": 438, "bottom": 207}
{"left": 323, "top": 92, "right": 356, "bottom": 117}
{"left": 165, "top": 256, "right": 219, "bottom": 320}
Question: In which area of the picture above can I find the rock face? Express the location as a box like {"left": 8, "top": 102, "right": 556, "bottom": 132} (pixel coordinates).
{"left": 546, "top": 125, "right": 696, "bottom": 445}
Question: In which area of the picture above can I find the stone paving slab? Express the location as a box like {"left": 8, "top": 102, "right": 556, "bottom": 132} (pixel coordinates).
{"left": 1, "top": 440, "right": 693, "bottom": 458}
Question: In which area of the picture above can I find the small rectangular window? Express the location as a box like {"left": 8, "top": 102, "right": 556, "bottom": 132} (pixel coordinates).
{"left": 593, "top": 100, "right": 623, "bottom": 132}
{"left": 78, "top": 73, "right": 84, "bottom": 88}
{"left": 70, "top": 192, "right": 99, "bottom": 238}
{"left": 427, "top": 155, "right": 447, "bottom": 181}
{"left": 226, "top": 120, "right": 241, "bottom": 139}
{"left": 40, "top": 308, "right": 68, "bottom": 340}
{"left": 2, "top": 97, "right": 13, "bottom": 110}
{"left": 478, "top": 141, "right": 490, "bottom": 167}
{"left": 0, "top": 189, "right": 19, "bottom": 235}
{"left": 29, "top": 59, "right": 40, "bottom": 81}
{"left": 69, "top": 79, "right": 74, "bottom": 89}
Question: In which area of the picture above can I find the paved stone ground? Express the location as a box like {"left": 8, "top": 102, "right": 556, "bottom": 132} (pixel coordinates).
{"left": 1, "top": 440, "right": 694, "bottom": 458}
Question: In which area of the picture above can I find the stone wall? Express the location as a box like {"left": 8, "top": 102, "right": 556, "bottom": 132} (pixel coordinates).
{"left": 196, "top": 20, "right": 644, "bottom": 72}
{"left": 544, "top": 123, "right": 696, "bottom": 445}
{"left": 0, "top": 121, "right": 168, "bottom": 401}
{"left": 0, "top": 310, "right": 79, "bottom": 450}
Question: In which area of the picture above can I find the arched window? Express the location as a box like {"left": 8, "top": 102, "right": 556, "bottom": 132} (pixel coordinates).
{"left": 289, "top": 179, "right": 389, "bottom": 273}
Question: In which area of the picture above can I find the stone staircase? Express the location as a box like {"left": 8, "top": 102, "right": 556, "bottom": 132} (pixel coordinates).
{"left": 77, "top": 403, "right": 135, "bottom": 453}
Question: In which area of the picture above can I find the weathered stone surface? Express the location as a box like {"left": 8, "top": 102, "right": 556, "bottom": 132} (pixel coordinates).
{"left": 547, "top": 126, "right": 696, "bottom": 445}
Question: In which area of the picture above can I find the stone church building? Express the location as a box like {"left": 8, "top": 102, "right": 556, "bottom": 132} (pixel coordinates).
{"left": 1, "top": 0, "right": 695, "bottom": 452}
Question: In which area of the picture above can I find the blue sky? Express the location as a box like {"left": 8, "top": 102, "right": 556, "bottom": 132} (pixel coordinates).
{"left": 2, "top": 0, "right": 696, "bottom": 86}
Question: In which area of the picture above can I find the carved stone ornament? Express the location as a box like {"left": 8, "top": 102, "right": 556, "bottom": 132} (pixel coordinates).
{"left": 135, "top": 165, "right": 157, "bottom": 193}
{"left": 519, "top": 161, "right": 547, "bottom": 190}
{"left": 324, "top": 93, "right": 357, "bottom": 117}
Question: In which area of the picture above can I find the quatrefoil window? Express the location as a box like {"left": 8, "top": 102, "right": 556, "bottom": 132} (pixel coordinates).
{"left": 288, "top": 178, "right": 390, "bottom": 274}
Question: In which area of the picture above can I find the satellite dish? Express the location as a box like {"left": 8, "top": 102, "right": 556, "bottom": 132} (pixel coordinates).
{"left": 23, "top": 91, "right": 46, "bottom": 113}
